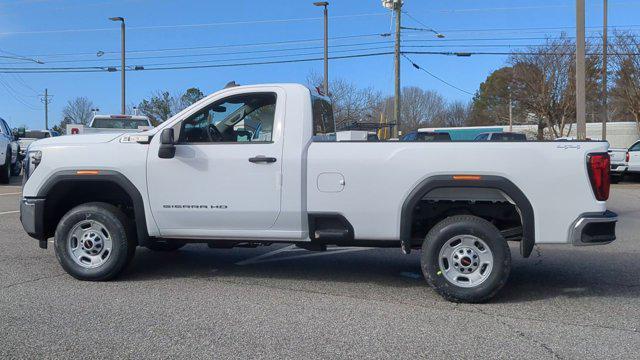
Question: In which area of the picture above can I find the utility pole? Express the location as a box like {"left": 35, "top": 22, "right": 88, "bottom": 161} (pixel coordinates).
{"left": 508, "top": 87, "right": 513, "bottom": 132}
{"left": 602, "top": 0, "right": 608, "bottom": 140}
{"left": 576, "top": 0, "right": 587, "bottom": 140}
{"left": 313, "top": 2, "right": 329, "bottom": 96}
{"left": 40, "top": 89, "right": 52, "bottom": 130}
{"left": 381, "top": 0, "right": 403, "bottom": 138}
{"left": 110, "top": 17, "right": 126, "bottom": 115}
{"left": 393, "top": 0, "right": 402, "bottom": 138}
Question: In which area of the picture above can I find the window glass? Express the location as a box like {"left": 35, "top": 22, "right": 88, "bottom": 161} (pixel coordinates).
{"left": 0, "top": 119, "right": 7, "bottom": 134}
{"left": 492, "top": 133, "right": 526, "bottom": 141}
{"left": 630, "top": 142, "right": 640, "bottom": 152}
{"left": 91, "top": 118, "right": 149, "bottom": 129}
{"left": 25, "top": 131, "right": 49, "bottom": 139}
{"left": 416, "top": 132, "right": 451, "bottom": 142}
{"left": 178, "top": 92, "right": 276, "bottom": 143}
{"left": 311, "top": 96, "right": 335, "bottom": 141}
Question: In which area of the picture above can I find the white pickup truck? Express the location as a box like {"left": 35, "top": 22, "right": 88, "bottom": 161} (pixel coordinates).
{"left": 66, "top": 114, "right": 152, "bottom": 135}
{"left": 20, "top": 83, "right": 617, "bottom": 303}
{"left": 608, "top": 147, "right": 629, "bottom": 181}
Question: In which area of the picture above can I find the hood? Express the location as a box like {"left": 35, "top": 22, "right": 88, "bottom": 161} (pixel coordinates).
{"left": 28, "top": 133, "right": 123, "bottom": 148}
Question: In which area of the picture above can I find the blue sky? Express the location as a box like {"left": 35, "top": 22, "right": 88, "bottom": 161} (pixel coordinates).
{"left": 0, "top": 0, "right": 638, "bottom": 129}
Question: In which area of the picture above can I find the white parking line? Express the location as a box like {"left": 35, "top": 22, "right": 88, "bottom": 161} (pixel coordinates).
{"left": 0, "top": 210, "right": 19, "bottom": 215}
{"left": 0, "top": 192, "right": 21, "bottom": 196}
{"left": 236, "top": 244, "right": 372, "bottom": 266}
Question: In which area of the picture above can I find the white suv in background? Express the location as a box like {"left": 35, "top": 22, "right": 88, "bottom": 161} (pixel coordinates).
{"left": 627, "top": 140, "right": 640, "bottom": 174}
{"left": 0, "top": 117, "right": 21, "bottom": 183}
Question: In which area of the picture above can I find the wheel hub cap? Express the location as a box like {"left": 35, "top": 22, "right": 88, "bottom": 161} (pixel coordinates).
{"left": 438, "top": 235, "right": 494, "bottom": 288}
{"left": 67, "top": 220, "right": 113, "bottom": 269}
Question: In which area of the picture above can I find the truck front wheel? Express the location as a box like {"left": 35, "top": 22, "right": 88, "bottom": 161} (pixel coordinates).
{"left": 421, "top": 215, "right": 511, "bottom": 303}
{"left": 54, "top": 202, "right": 136, "bottom": 281}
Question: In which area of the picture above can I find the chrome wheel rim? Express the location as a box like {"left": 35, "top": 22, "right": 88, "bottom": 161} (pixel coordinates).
{"left": 438, "top": 235, "right": 493, "bottom": 288}
{"left": 67, "top": 220, "right": 113, "bottom": 268}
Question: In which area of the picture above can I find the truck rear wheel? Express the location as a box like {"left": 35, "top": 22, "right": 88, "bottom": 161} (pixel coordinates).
{"left": 54, "top": 202, "right": 136, "bottom": 281}
{"left": 421, "top": 215, "right": 511, "bottom": 303}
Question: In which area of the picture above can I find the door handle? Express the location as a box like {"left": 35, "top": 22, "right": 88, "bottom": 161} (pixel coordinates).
{"left": 248, "top": 156, "right": 277, "bottom": 164}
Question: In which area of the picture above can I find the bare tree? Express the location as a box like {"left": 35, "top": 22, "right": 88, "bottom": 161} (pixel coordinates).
{"left": 610, "top": 32, "right": 640, "bottom": 134}
{"left": 400, "top": 87, "right": 447, "bottom": 131}
{"left": 307, "top": 72, "right": 383, "bottom": 130}
{"left": 61, "top": 97, "right": 95, "bottom": 126}
{"left": 137, "top": 88, "right": 205, "bottom": 126}
{"left": 443, "top": 101, "right": 471, "bottom": 127}
{"left": 509, "top": 35, "right": 601, "bottom": 139}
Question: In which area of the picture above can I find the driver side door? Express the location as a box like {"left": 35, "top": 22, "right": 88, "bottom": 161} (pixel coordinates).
{"left": 146, "top": 89, "right": 284, "bottom": 238}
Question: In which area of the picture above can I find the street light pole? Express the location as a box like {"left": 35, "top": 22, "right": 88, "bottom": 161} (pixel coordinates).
{"left": 313, "top": 2, "right": 329, "bottom": 96}
{"left": 602, "top": 0, "right": 608, "bottom": 140}
{"left": 576, "top": 0, "right": 587, "bottom": 140}
{"left": 110, "top": 17, "right": 126, "bottom": 115}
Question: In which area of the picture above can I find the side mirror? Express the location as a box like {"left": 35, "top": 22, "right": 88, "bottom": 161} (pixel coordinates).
{"left": 158, "top": 128, "right": 176, "bottom": 159}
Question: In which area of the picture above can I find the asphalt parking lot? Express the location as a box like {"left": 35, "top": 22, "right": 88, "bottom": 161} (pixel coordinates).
{"left": 1, "top": 178, "right": 639, "bottom": 359}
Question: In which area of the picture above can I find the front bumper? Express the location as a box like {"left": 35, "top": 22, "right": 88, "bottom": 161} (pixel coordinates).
{"left": 570, "top": 210, "right": 617, "bottom": 246}
{"left": 20, "top": 197, "right": 46, "bottom": 241}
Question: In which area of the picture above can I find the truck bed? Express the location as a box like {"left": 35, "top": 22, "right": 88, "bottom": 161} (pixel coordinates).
{"left": 306, "top": 141, "right": 608, "bottom": 244}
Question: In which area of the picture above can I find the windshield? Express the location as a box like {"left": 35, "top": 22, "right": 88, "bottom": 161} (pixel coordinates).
{"left": 91, "top": 118, "right": 149, "bottom": 129}
{"left": 24, "top": 131, "right": 50, "bottom": 139}
{"left": 416, "top": 132, "right": 451, "bottom": 142}
{"left": 491, "top": 133, "right": 527, "bottom": 141}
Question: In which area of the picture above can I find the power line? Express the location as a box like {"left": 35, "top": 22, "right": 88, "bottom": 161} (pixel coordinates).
{"left": 403, "top": 50, "right": 640, "bottom": 56}
{"left": 0, "top": 34, "right": 622, "bottom": 66}
{"left": 401, "top": 54, "right": 474, "bottom": 95}
{"left": 0, "top": 52, "right": 394, "bottom": 73}
{"left": 422, "top": 1, "right": 640, "bottom": 14}
{"left": 435, "top": 24, "right": 640, "bottom": 34}
{"left": 1, "top": 47, "right": 638, "bottom": 74}
{"left": 12, "top": 24, "right": 639, "bottom": 60}
{"left": 126, "top": 46, "right": 396, "bottom": 68}
{"left": 1, "top": 41, "right": 395, "bottom": 65}
{"left": 0, "top": 13, "right": 388, "bottom": 36}
{"left": 9, "top": 73, "right": 38, "bottom": 94}
{"left": 0, "top": 75, "right": 42, "bottom": 110}
{"left": 20, "top": 32, "right": 391, "bottom": 59}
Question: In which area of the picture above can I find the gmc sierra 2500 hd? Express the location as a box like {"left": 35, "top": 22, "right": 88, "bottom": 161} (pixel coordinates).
{"left": 20, "top": 83, "right": 617, "bottom": 303}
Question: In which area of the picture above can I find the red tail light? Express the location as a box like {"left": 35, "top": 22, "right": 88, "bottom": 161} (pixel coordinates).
{"left": 626, "top": 151, "right": 630, "bottom": 163}
{"left": 587, "top": 153, "right": 610, "bottom": 201}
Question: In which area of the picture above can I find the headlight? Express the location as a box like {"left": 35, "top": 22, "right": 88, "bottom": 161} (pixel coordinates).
{"left": 23, "top": 150, "right": 42, "bottom": 182}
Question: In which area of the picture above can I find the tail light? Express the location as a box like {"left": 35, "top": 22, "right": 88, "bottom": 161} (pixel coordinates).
{"left": 587, "top": 153, "right": 610, "bottom": 201}
{"left": 626, "top": 151, "right": 630, "bottom": 163}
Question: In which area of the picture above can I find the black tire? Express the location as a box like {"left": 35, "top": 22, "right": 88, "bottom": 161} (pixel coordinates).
{"left": 421, "top": 215, "right": 511, "bottom": 303}
{"left": 10, "top": 157, "right": 21, "bottom": 176}
{"left": 0, "top": 149, "right": 10, "bottom": 184}
{"left": 144, "top": 239, "right": 186, "bottom": 252}
{"left": 54, "top": 202, "right": 136, "bottom": 281}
